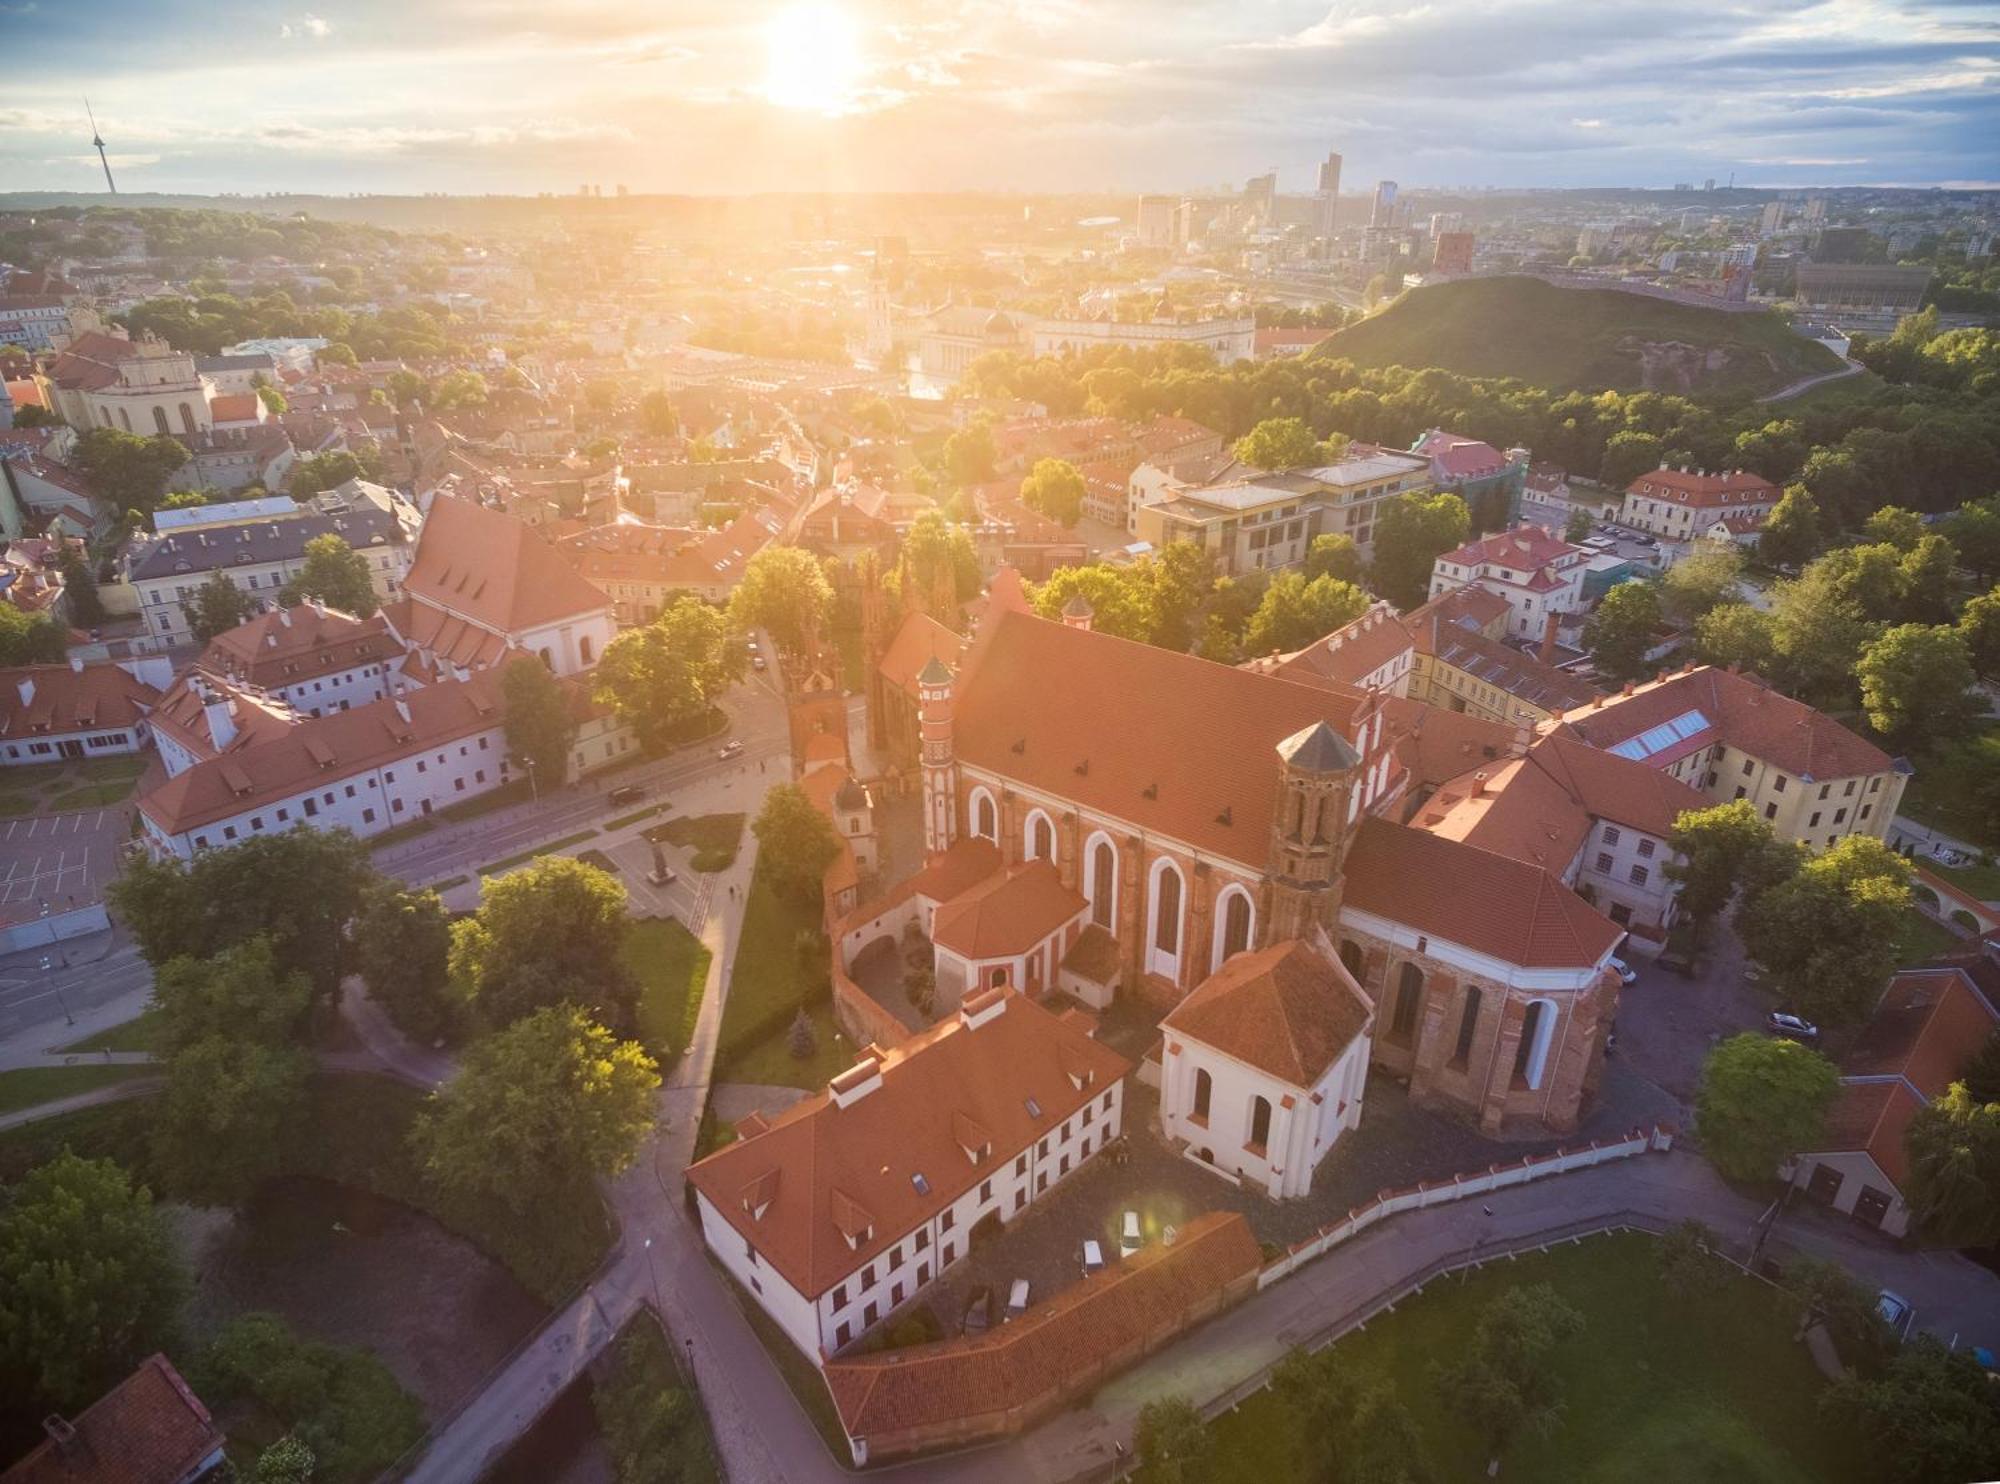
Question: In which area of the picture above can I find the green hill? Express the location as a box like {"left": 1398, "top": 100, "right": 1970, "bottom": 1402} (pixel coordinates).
{"left": 1320, "top": 275, "right": 1842, "bottom": 397}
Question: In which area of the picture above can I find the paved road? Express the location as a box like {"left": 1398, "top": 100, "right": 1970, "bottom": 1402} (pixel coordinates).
{"left": 1759, "top": 357, "right": 1865, "bottom": 403}
{"left": 0, "top": 935, "right": 153, "bottom": 1048}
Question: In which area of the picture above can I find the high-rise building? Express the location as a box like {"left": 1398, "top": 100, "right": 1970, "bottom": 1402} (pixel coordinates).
{"left": 1703, "top": 178, "right": 1716, "bottom": 192}
{"left": 1244, "top": 172, "right": 1277, "bottom": 227}
{"left": 1371, "top": 180, "right": 1398, "bottom": 228}
{"left": 1175, "top": 197, "right": 1201, "bottom": 246}
{"left": 1430, "top": 232, "right": 1475, "bottom": 276}
{"left": 1759, "top": 201, "right": 1785, "bottom": 237}
{"left": 1804, "top": 197, "right": 1827, "bottom": 224}
{"left": 1136, "top": 194, "right": 1176, "bottom": 249}
{"left": 1427, "top": 212, "right": 1463, "bottom": 237}
{"left": 1315, "top": 151, "right": 1342, "bottom": 237}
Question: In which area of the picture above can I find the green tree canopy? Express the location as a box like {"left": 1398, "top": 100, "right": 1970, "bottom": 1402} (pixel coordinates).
{"left": 1244, "top": 571, "right": 1370, "bottom": 656}
{"left": 500, "top": 655, "right": 579, "bottom": 784}
{"left": 637, "top": 388, "right": 679, "bottom": 439}
{"left": 1436, "top": 1283, "right": 1585, "bottom": 1457}
{"left": 1957, "top": 587, "right": 2000, "bottom": 678}
{"left": 1856, "top": 623, "right": 1980, "bottom": 752}
{"left": 728, "top": 545, "right": 834, "bottom": 658}
{"left": 1861, "top": 504, "right": 1926, "bottom": 552}
{"left": 1370, "top": 490, "right": 1470, "bottom": 610}
{"left": 72, "top": 427, "right": 190, "bottom": 516}
{"left": 0, "top": 1153, "right": 189, "bottom": 1414}
{"left": 1904, "top": 1081, "right": 2000, "bottom": 1247}
{"left": 1030, "top": 564, "right": 1155, "bottom": 642}
{"left": 1666, "top": 800, "right": 1779, "bottom": 929}
{"left": 1133, "top": 1395, "right": 1213, "bottom": 1484}
{"left": 411, "top": 1005, "right": 659, "bottom": 1214}
{"left": 181, "top": 572, "right": 256, "bottom": 641}
{"left": 353, "top": 884, "right": 457, "bottom": 1044}
{"left": 1233, "top": 416, "right": 1326, "bottom": 470}
{"left": 1693, "top": 601, "right": 1777, "bottom": 675}
{"left": 279, "top": 532, "right": 378, "bottom": 615}
{"left": 1736, "top": 835, "right": 1910, "bottom": 1031}
{"left": 900, "top": 509, "right": 982, "bottom": 607}
{"left": 752, "top": 782, "right": 843, "bottom": 901}
{"left": 1827, "top": 1336, "right": 2000, "bottom": 1484}
{"left": 449, "top": 854, "right": 636, "bottom": 1030}
{"left": 1758, "top": 484, "right": 1823, "bottom": 569}
{"left": 1694, "top": 1032, "right": 1840, "bottom": 1182}
{"left": 941, "top": 420, "right": 998, "bottom": 487}
{"left": 1563, "top": 508, "right": 1593, "bottom": 543}
{"left": 0, "top": 602, "right": 67, "bottom": 664}
{"left": 1584, "top": 580, "right": 1663, "bottom": 684}
{"left": 1018, "top": 456, "right": 1086, "bottom": 528}
{"left": 1302, "top": 532, "right": 1365, "bottom": 585}
{"left": 1660, "top": 543, "right": 1744, "bottom": 624}
{"left": 1271, "top": 1346, "right": 1431, "bottom": 1484}
{"left": 1945, "top": 497, "right": 2000, "bottom": 582}
{"left": 594, "top": 596, "right": 742, "bottom": 752}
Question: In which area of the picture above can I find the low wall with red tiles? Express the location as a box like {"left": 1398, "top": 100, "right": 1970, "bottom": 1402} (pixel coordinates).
{"left": 1911, "top": 865, "right": 1995, "bottom": 937}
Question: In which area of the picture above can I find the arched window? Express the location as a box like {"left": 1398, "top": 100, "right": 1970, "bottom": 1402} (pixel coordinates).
{"left": 118, "top": 407, "right": 132, "bottom": 432}
{"left": 1213, "top": 885, "right": 1254, "bottom": 973}
{"left": 1338, "top": 938, "right": 1364, "bottom": 981}
{"left": 1392, "top": 962, "right": 1423, "bottom": 1042}
{"left": 1024, "top": 808, "right": 1054, "bottom": 863}
{"left": 969, "top": 787, "right": 997, "bottom": 843}
{"left": 1247, "top": 1095, "right": 1273, "bottom": 1153}
{"left": 578, "top": 634, "right": 593, "bottom": 666}
{"left": 1087, "top": 833, "right": 1117, "bottom": 930}
{"left": 151, "top": 406, "right": 170, "bottom": 435}
{"left": 1453, "top": 986, "right": 1484, "bottom": 1066}
{"left": 179, "top": 402, "right": 196, "bottom": 434}
{"left": 1515, "top": 999, "right": 1559, "bottom": 1090}
{"left": 1148, "top": 858, "right": 1184, "bottom": 978}
{"left": 538, "top": 646, "right": 554, "bottom": 669}
{"left": 1192, "top": 1067, "right": 1211, "bottom": 1123}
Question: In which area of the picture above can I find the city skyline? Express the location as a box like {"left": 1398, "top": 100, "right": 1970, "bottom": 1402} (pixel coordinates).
{"left": 0, "top": 0, "right": 1995, "bottom": 197}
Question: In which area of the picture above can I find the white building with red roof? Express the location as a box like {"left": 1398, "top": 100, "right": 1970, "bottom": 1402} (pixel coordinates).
{"left": 0, "top": 657, "right": 169, "bottom": 768}
{"left": 1619, "top": 466, "right": 1779, "bottom": 543}
{"left": 1428, "top": 525, "right": 1590, "bottom": 640}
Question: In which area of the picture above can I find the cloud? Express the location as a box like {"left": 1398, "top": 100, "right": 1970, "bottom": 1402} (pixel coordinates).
{"left": 279, "top": 14, "right": 333, "bottom": 40}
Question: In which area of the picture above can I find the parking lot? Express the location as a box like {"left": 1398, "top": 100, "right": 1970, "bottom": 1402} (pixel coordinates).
{"left": 0, "top": 809, "right": 127, "bottom": 927}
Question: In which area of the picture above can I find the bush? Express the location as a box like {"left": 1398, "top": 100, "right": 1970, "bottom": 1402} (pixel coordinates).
{"left": 593, "top": 1320, "right": 716, "bottom": 1484}
{"left": 787, "top": 1009, "right": 816, "bottom": 1061}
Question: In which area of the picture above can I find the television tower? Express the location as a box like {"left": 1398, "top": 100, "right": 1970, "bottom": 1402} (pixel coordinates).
{"left": 85, "top": 99, "right": 116, "bottom": 194}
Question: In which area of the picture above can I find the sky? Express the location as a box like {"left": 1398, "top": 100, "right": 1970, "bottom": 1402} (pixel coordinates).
{"left": 0, "top": 0, "right": 1996, "bottom": 198}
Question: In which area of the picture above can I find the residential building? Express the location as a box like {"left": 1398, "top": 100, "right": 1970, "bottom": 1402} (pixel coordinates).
{"left": 1158, "top": 938, "right": 1373, "bottom": 1198}
{"left": 1430, "top": 232, "right": 1475, "bottom": 276}
{"left": 389, "top": 495, "right": 615, "bottom": 677}
{"left": 0, "top": 657, "right": 168, "bottom": 767}
{"left": 1620, "top": 467, "right": 1779, "bottom": 542}
{"left": 0, "top": 294, "right": 73, "bottom": 351}
{"left": 124, "top": 504, "right": 415, "bottom": 647}
{"left": 46, "top": 330, "right": 214, "bottom": 438}
{"left": 0, "top": 1354, "right": 226, "bottom": 1484}
{"left": 1788, "top": 968, "right": 1997, "bottom": 1237}
{"left": 194, "top": 351, "right": 281, "bottom": 396}
{"left": 556, "top": 506, "right": 783, "bottom": 619}
{"left": 1135, "top": 195, "right": 1176, "bottom": 249}
{"left": 1029, "top": 315, "right": 1256, "bottom": 365}
{"left": 1403, "top": 586, "right": 1602, "bottom": 724}
{"left": 1550, "top": 663, "right": 1910, "bottom": 849}
{"left": 1134, "top": 448, "right": 1431, "bottom": 571}
{"left": 1428, "top": 526, "right": 1590, "bottom": 640}
{"left": 1405, "top": 429, "right": 1527, "bottom": 528}
{"left": 1242, "top": 600, "right": 1414, "bottom": 698}
{"left": 685, "top": 986, "right": 1132, "bottom": 1360}
{"left": 193, "top": 602, "right": 408, "bottom": 717}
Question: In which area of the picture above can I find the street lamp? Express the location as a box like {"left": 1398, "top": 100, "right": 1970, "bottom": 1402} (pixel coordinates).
{"left": 523, "top": 756, "right": 539, "bottom": 805}
{"left": 642, "top": 1236, "right": 664, "bottom": 1317}
{"left": 40, "top": 955, "right": 72, "bottom": 1026}
{"left": 684, "top": 1337, "right": 696, "bottom": 1390}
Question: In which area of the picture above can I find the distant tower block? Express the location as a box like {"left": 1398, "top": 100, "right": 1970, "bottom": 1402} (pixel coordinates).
{"left": 86, "top": 98, "right": 116, "bottom": 194}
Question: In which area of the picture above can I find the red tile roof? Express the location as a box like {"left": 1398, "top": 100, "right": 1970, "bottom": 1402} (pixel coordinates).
{"left": 1437, "top": 525, "right": 1581, "bottom": 573}
{"left": 1243, "top": 601, "right": 1411, "bottom": 690}
{"left": 1343, "top": 816, "right": 1620, "bottom": 969}
{"left": 1164, "top": 940, "right": 1372, "bottom": 1088}
{"left": 1817, "top": 1078, "right": 1924, "bottom": 1189}
{"left": 0, "top": 662, "right": 159, "bottom": 743}
{"left": 46, "top": 331, "right": 145, "bottom": 393}
{"left": 878, "top": 611, "right": 966, "bottom": 701}
{"left": 377, "top": 595, "right": 517, "bottom": 673}
{"left": 207, "top": 392, "right": 262, "bottom": 423}
{"left": 1843, "top": 968, "right": 1996, "bottom": 1098}
{"left": 821, "top": 1211, "right": 1259, "bottom": 1445}
{"left": 1625, "top": 467, "right": 1779, "bottom": 509}
{"left": 930, "top": 859, "right": 1088, "bottom": 960}
{"left": 1412, "top": 428, "right": 1510, "bottom": 481}
{"left": 196, "top": 603, "right": 399, "bottom": 691}
{"left": 1, "top": 1354, "right": 223, "bottom": 1484}
{"left": 404, "top": 495, "right": 612, "bottom": 636}
{"left": 687, "top": 989, "right": 1131, "bottom": 1300}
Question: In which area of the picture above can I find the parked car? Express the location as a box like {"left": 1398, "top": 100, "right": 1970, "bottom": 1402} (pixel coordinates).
{"left": 1081, "top": 1240, "right": 1105, "bottom": 1278}
{"left": 1767, "top": 1011, "right": 1820, "bottom": 1042}
{"left": 1656, "top": 944, "right": 1700, "bottom": 978}
{"left": 606, "top": 783, "right": 646, "bottom": 807}
{"left": 1609, "top": 956, "right": 1638, "bottom": 986}
{"left": 962, "top": 1285, "right": 992, "bottom": 1337}
{"left": 1005, "top": 1279, "right": 1030, "bottom": 1322}
{"left": 717, "top": 740, "right": 745, "bottom": 760}
{"left": 1121, "top": 1209, "right": 1143, "bottom": 1259}
{"left": 752, "top": 655, "right": 767, "bottom": 671}
{"left": 1877, "top": 1290, "right": 1915, "bottom": 1342}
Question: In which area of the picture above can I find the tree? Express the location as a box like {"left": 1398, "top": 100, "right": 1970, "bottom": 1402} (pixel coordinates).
{"left": 1958, "top": 587, "right": 2000, "bottom": 678}
{"left": 0, "top": 1153, "right": 189, "bottom": 1414}
{"left": 752, "top": 783, "right": 842, "bottom": 901}
{"left": 1828, "top": 1336, "right": 2000, "bottom": 1484}
{"left": 411, "top": 1005, "right": 659, "bottom": 1213}
{"left": 728, "top": 546, "right": 834, "bottom": 658}
{"left": 1904, "top": 1082, "right": 2000, "bottom": 1247}
{"left": 1133, "top": 1395, "right": 1212, "bottom": 1484}
{"left": 1233, "top": 416, "right": 1323, "bottom": 470}
{"left": 286, "top": 448, "right": 374, "bottom": 499}
{"left": 1563, "top": 508, "right": 1593, "bottom": 543}
{"left": 636, "top": 388, "right": 679, "bottom": 439}
{"left": 56, "top": 545, "right": 105, "bottom": 628}
{"left": 594, "top": 1322, "right": 714, "bottom": 1484}
{"left": 430, "top": 369, "right": 488, "bottom": 411}
{"left": 181, "top": 573, "right": 255, "bottom": 641}
{"left": 254, "top": 1437, "right": 315, "bottom": 1484}
{"left": 1694, "top": 1033, "right": 1839, "bottom": 1182}
{"left": 1436, "top": 1283, "right": 1584, "bottom": 1458}
{"left": 1018, "top": 457, "right": 1086, "bottom": 528}
{"left": 1767, "top": 566, "right": 1876, "bottom": 706}
{"left": 385, "top": 368, "right": 431, "bottom": 408}
{"left": 1271, "top": 1347, "right": 1431, "bottom": 1484}
{"left": 1666, "top": 800, "right": 1778, "bottom": 929}
{"left": 151, "top": 938, "right": 315, "bottom": 1202}
{"left": 1758, "top": 484, "right": 1823, "bottom": 569}
{"left": 594, "top": 596, "right": 743, "bottom": 751}
{"left": 1693, "top": 601, "right": 1776, "bottom": 674}
{"left": 941, "top": 420, "right": 997, "bottom": 487}
{"left": 0, "top": 602, "right": 67, "bottom": 664}
{"left": 1857, "top": 623, "right": 1981, "bottom": 752}
{"left": 1862, "top": 504, "right": 1925, "bottom": 552}
{"left": 901, "top": 510, "right": 982, "bottom": 607}
{"left": 1655, "top": 1218, "right": 1729, "bottom": 1299}
{"left": 1785, "top": 1254, "right": 1894, "bottom": 1367}
{"left": 256, "top": 383, "right": 288, "bottom": 415}
{"left": 353, "top": 884, "right": 456, "bottom": 1044}
{"left": 279, "top": 532, "right": 378, "bottom": 615}
{"left": 1370, "top": 490, "right": 1470, "bottom": 610}
{"left": 1584, "top": 580, "right": 1662, "bottom": 684}
{"left": 159, "top": 488, "right": 212, "bottom": 509}
{"left": 1963, "top": 1031, "right": 2000, "bottom": 1105}
{"left": 10, "top": 403, "right": 60, "bottom": 427}
{"left": 109, "top": 829, "right": 376, "bottom": 1005}
{"left": 1660, "top": 543, "right": 1744, "bottom": 624}
{"left": 1736, "top": 836, "right": 1910, "bottom": 1031}
{"left": 449, "top": 855, "right": 637, "bottom": 1030}
{"left": 316, "top": 341, "right": 357, "bottom": 367}
{"left": 1600, "top": 430, "right": 1665, "bottom": 490}
{"left": 788, "top": 1007, "right": 818, "bottom": 1060}
{"left": 1030, "top": 564, "right": 1153, "bottom": 642}
{"left": 1302, "top": 532, "right": 1364, "bottom": 585}
{"left": 1945, "top": 497, "right": 2000, "bottom": 582}
{"left": 1244, "top": 572, "right": 1370, "bottom": 655}
{"left": 500, "top": 655, "right": 578, "bottom": 785}
{"left": 71, "top": 427, "right": 190, "bottom": 516}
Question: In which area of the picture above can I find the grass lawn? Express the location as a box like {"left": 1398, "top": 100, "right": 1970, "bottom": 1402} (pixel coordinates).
{"left": 626, "top": 916, "right": 711, "bottom": 1057}
{"left": 1897, "top": 723, "right": 2000, "bottom": 849}
{"left": 652, "top": 812, "right": 746, "bottom": 873}
{"left": 1187, "top": 1233, "right": 1862, "bottom": 1484}
{"left": 0, "top": 1063, "right": 157, "bottom": 1115}
{"left": 605, "top": 802, "right": 666, "bottom": 832}
{"left": 59, "top": 1006, "right": 163, "bottom": 1053}
{"left": 45, "top": 779, "right": 141, "bottom": 810}
{"left": 713, "top": 868, "right": 856, "bottom": 1090}
{"left": 1894, "top": 906, "right": 1965, "bottom": 967}
{"left": 0, "top": 753, "right": 150, "bottom": 816}
{"left": 1924, "top": 859, "right": 2000, "bottom": 900}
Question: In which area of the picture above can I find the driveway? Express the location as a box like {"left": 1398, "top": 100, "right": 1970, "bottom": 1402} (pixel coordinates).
{"left": 0, "top": 809, "right": 127, "bottom": 927}
{"left": 1614, "top": 923, "right": 1769, "bottom": 1108}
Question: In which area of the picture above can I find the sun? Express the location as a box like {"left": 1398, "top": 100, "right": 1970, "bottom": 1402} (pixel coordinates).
{"left": 763, "top": 1, "right": 864, "bottom": 114}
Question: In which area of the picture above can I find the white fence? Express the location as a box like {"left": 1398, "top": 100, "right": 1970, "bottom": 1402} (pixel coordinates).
{"left": 0, "top": 901, "right": 111, "bottom": 956}
{"left": 1257, "top": 1123, "right": 1675, "bottom": 1288}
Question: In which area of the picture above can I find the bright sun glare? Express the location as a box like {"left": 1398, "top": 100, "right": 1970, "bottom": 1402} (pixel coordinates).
{"left": 763, "top": 1, "right": 863, "bottom": 114}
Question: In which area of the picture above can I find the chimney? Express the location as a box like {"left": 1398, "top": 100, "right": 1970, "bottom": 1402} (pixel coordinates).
{"left": 68, "top": 655, "right": 83, "bottom": 674}
{"left": 1621, "top": 681, "right": 1635, "bottom": 697}
{"left": 1471, "top": 770, "right": 1489, "bottom": 798}
{"left": 1539, "top": 609, "right": 1561, "bottom": 664}
{"left": 202, "top": 686, "right": 238, "bottom": 749}
{"left": 279, "top": 607, "right": 292, "bottom": 627}
{"left": 15, "top": 678, "right": 33, "bottom": 708}
{"left": 394, "top": 698, "right": 412, "bottom": 724}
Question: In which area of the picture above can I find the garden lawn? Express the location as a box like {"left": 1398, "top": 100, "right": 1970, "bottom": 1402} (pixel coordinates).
{"left": 1188, "top": 1232, "right": 1862, "bottom": 1484}
{"left": 1923, "top": 858, "right": 2000, "bottom": 901}
{"left": 60, "top": 1006, "right": 164, "bottom": 1053}
{"left": 627, "top": 916, "right": 710, "bottom": 1057}
{"left": 713, "top": 868, "right": 855, "bottom": 1090}
{"left": 1898, "top": 722, "right": 2000, "bottom": 849}
{"left": 1894, "top": 906, "right": 1963, "bottom": 967}
{"left": 654, "top": 812, "right": 746, "bottom": 872}
{"left": 0, "top": 1062, "right": 156, "bottom": 1115}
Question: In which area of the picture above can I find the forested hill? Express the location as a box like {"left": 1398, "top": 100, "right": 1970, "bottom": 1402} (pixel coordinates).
{"left": 1322, "top": 276, "right": 1843, "bottom": 398}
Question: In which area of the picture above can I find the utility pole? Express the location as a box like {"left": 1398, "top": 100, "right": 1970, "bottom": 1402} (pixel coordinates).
{"left": 85, "top": 99, "right": 116, "bottom": 195}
